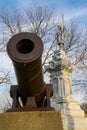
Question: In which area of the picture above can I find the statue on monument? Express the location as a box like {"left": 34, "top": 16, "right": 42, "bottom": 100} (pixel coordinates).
{"left": 56, "top": 25, "right": 62, "bottom": 43}
{"left": 56, "top": 15, "right": 67, "bottom": 50}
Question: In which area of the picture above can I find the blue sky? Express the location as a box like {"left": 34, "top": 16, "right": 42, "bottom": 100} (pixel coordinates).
{"left": 0, "top": 0, "right": 87, "bottom": 24}
{"left": 0, "top": 0, "right": 87, "bottom": 103}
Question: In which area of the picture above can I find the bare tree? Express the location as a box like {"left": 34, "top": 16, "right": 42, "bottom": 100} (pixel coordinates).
{"left": 0, "top": 8, "right": 25, "bottom": 94}
{"left": 64, "top": 19, "right": 87, "bottom": 102}
{"left": 64, "top": 19, "right": 87, "bottom": 72}
{"left": 0, "top": 9, "right": 24, "bottom": 36}
{"left": 0, "top": 95, "right": 12, "bottom": 112}
{"left": 80, "top": 102, "right": 87, "bottom": 114}
{"left": 0, "top": 6, "right": 87, "bottom": 69}
{"left": 0, "top": 6, "right": 87, "bottom": 111}
{"left": 25, "top": 6, "right": 55, "bottom": 40}
{"left": 24, "top": 6, "right": 57, "bottom": 66}
{"left": 0, "top": 72, "right": 11, "bottom": 84}
{"left": 0, "top": 6, "right": 56, "bottom": 64}
{"left": 0, "top": 6, "right": 56, "bottom": 112}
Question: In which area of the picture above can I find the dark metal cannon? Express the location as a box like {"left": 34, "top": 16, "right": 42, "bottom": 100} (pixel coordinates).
{"left": 7, "top": 32, "right": 53, "bottom": 111}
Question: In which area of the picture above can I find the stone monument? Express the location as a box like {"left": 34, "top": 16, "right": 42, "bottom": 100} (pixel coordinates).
{"left": 45, "top": 17, "right": 86, "bottom": 130}
{"left": 45, "top": 33, "right": 84, "bottom": 116}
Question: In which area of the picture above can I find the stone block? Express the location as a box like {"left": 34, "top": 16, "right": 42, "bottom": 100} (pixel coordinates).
{"left": 0, "top": 111, "right": 63, "bottom": 130}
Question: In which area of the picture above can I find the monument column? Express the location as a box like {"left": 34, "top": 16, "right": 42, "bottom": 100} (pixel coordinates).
{"left": 45, "top": 44, "right": 74, "bottom": 103}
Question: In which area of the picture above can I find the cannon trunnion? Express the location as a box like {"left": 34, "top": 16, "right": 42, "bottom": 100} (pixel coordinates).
{"left": 7, "top": 32, "right": 53, "bottom": 111}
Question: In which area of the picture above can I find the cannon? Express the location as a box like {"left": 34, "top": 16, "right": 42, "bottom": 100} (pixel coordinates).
{"left": 7, "top": 32, "right": 53, "bottom": 111}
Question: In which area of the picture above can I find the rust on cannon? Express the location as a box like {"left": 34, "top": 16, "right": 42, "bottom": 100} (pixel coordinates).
{"left": 7, "top": 32, "right": 53, "bottom": 112}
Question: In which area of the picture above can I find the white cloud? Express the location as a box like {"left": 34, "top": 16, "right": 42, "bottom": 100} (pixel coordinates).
{"left": 64, "top": 7, "right": 87, "bottom": 22}
{"left": 0, "top": 52, "right": 13, "bottom": 72}
{"left": 16, "top": 0, "right": 36, "bottom": 9}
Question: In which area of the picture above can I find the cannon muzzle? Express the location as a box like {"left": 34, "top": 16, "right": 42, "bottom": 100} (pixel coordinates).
{"left": 7, "top": 32, "right": 53, "bottom": 111}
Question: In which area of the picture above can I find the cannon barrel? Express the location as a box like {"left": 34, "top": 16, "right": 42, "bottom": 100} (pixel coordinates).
{"left": 7, "top": 32, "right": 53, "bottom": 111}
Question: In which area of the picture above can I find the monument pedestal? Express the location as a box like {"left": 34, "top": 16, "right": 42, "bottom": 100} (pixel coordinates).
{"left": 51, "top": 95, "right": 86, "bottom": 130}
{"left": 0, "top": 111, "right": 63, "bottom": 130}
{"left": 64, "top": 95, "right": 84, "bottom": 117}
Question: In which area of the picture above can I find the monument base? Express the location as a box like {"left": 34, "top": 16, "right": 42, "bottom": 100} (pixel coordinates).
{"left": 65, "top": 95, "right": 84, "bottom": 117}
{"left": 51, "top": 95, "right": 87, "bottom": 130}
{"left": 0, "top": 111, "right": 63, "bottom": 130}
{"left": 52, "top": 95, "right": 84, "bottom": 117}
